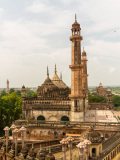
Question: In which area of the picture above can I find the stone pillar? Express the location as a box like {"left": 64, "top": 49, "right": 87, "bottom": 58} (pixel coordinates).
{"left": 19, "top": 126, "right": 26, "bottom": 148}
{"left": 60, "top": 138, "right": 68, "bottom": 160}
{"left": 76, "top": 141, "right": 85, "bottom": 160}
{"left": 84, "top": 139, "right": 91, "bottom": 160}
{"left": 3, "top": 126, "right": 10, "bottom": 153}
{"left": 66, "top": 137, "right": 74, "bottom": 160}
{"left": 10, "top": 124, "right": 16, "bottom": 143}
{"left": 13, "top": 128, "right": 19, "bottom": 157}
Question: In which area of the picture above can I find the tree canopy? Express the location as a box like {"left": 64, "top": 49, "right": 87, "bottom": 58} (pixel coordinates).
{"left": 0, "top": 90, "right": 8, "bottom": 97}
{"left": 9, "top": 88, "right": 15, "bottom": 94}
{"left": 26, "top": 88, "right": 37, "bottom": 97}
{"left": 112, "top": 95, "right": 120, "bottom": 107}
{"left": 88, "top": 94, "right": 107, "bottom": 103}
{"left": 0, "top": 92, "right": 22, "bottom": 136}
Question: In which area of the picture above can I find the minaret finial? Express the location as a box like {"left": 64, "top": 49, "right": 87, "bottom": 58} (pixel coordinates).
{"left": 47, "top": 66, "right": 49, "bottom": 77}
{"left": 55, "top": 64, "right": 57, "bottom": 74}
{"left": 75, "top": 14, "right": 77, "bottom": 22}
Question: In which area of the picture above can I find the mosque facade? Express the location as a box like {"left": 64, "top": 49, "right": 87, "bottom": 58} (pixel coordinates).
{"left": 21, "top": 17, "right": 88, "bottom": 123}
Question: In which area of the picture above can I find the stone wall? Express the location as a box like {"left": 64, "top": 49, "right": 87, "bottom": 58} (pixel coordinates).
{"left": 88, "top": 102, "right": 114, "bottom": 110}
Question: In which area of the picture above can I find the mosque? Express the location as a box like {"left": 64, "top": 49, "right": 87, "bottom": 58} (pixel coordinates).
{"left": 21, "top": 15, "right": 88, "bottom": 123}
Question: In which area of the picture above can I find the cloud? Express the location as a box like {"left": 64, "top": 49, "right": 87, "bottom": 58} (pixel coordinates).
{"left": 0, "top": 8, "right": 4, "bottom": 15}
{"left": 25, "top": 0, "right": 55, "bottom": 13}
{"left": 109, "top": 67, "right": 115, "bottom": 73}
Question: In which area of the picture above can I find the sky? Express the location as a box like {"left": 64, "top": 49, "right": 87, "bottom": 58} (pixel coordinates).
{"left": 0, "top": 0, "right": 120, "bottom": 88}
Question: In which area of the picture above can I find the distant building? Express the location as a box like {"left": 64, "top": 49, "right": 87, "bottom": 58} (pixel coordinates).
{"left": 96, "top": 83, "right": 113, "bottom": 102}
{"left": 6, "top": 79, "right": 9, "bottom": 93}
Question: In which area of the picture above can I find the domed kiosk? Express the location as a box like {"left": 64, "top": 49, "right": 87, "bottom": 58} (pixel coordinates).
{"left": 86, "top": 126, "right": 103, "bottom": 158}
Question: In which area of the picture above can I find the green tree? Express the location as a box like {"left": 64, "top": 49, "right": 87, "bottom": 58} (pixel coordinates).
{"left": 26, "top": 88, "right": 37, "bottom": 97}
{"left": 0, "top": 92, "right": 22, "bottom": 136}
{"left": 9, "top": 88, "right": 15, "bottom": 94}
{"left": 112, "top": 95, "right": 120, "bottom": 107}
{"left": 88, "top": 94, "right": 107, "bottom": 103}
{"left": 16, "top": 90, "right": 21, "bottom": 97}
{"left": 0, "top": 90, "right": 7, "bottom": 97}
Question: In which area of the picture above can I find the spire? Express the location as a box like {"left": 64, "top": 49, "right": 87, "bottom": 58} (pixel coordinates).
{"left": 47, "top": 66, "right": 49, "bottom": 77}
{"left": 60, "top": 72, "right": 62, "bottom": 80}
{"left": 55, "top": 64, "right": 57, "bottom": 74}
{"left": 83, "top": 47, "right": 84, "bottom": 51}
{"left": 75, "top": 14, "right": 77, "bottom": 22}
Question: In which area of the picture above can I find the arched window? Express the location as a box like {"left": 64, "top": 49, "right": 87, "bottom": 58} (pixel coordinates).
{"left": 37, "top": 115, "right": 45, "bottom": 121}
{"left": 61, "top": 116, "right": 69, "bottom": 121}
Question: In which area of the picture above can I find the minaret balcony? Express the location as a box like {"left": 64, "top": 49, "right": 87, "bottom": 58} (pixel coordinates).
{"left": 70, "top": 35, "right": 83, "bottom": 41}
{"left": 69, "top": 64, "right": 83, "bottom": 69}
{"left": 69, "top": 94, "right": 84, "bottom": 99}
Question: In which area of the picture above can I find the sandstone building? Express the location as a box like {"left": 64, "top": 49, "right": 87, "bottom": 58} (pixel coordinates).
{"left": 96, "top": 83, "right": 113, "bottom": 102}
{"left": 21, "top": 16, "right": 88, "bottom": 124}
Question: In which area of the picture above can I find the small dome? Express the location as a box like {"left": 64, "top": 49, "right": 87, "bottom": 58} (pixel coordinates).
{"left": 21, "top": 85, "right": 26, "bottom": 91}
{"left": 51, "top": 74, "right": 60, "bottom": 81}
{"left": 37, "top": 76, "right": 58, "bottom": 93}
{"left": 72, "top": 20, "right": 80, "bottom": 29}
{"left": 44, "top": 77, "right": 53, "bottom": 85}
{"left": 51, "top": 73, "right": 68, "bottom": 89}
{"left": 86, "top": 127, "right": 102, "bottom": 143}
{"left": 22, "top": 85, "right": 25, "bottom": 88}
{"left": 82, "top": 50, "right": 86, "bottom": 57}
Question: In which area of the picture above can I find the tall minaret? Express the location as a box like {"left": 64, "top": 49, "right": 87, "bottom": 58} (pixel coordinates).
{"left": 82, "top": 48, "right": 88, "bottom": 111}
{"left": 69, "top": 15, "right": 84, "bottom": 121}
{"left": 6, "top": 79, "right": 9, "bottom": 93}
